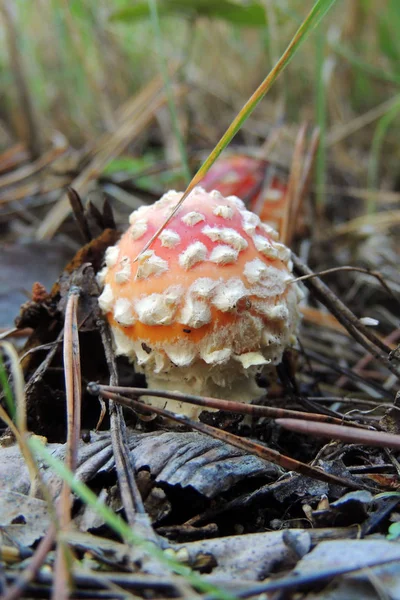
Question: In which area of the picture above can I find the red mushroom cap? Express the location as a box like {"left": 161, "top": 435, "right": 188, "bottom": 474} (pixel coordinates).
{"left": 98, "top": 187, "right": 302, "bottom": 415}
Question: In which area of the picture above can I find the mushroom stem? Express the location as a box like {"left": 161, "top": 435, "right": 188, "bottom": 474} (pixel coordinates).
{"left": 142, "top": 366, "right": 265, "bottom": 420}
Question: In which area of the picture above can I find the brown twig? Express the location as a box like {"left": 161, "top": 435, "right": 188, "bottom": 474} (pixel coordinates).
{"left": 0, "top": 142, "right": 27, "bottom": 174}
{"left": 63, "top": 287, "right": 82, "bottom": 475}
{"left": 52, "top": 286, "right": 82, "bottom": 600}
{"left": 23, "top": 331, "right": 64, "bottom": 392}
{"left": 5, "top": 569, "right": 185, "bottom": 598}
{"left": 298, "top": 127, "right": 320, "bottom": 212}
{"left": 290, "top": 265, "right": 400, "bottom": 310}
{"left": 91, "top": 386, "right": 362, "bottom": 491}
{"left": 308, "top": 396, "right": 394, "bottom": 408}
{"left": 336, "top": 327, "right": 400, "bottom": 388}
{"left": 276, "top": 418, "right": 400, "bottom": 450}
{"left": 281, "top": 123, "right": 306, "bottom": 246}
{"left": 2, "top": 525, "right": 56, "bottom": 600}
{"left": 99, "top": 318, "right": 146, "bottom": 519}
{"left": 0, "top": 328, "right": 33, "bottom": 340}
{"left": 95, "top": 307, "right": 156, "bottom": 539}
{"left": 97, "top": 383, "right": 368, "bottom": 429}
{"left": 304, "top": 348, "right": 394, "bottom": 400}
{"left": 292, "top": 254, "right": 400, "bottom": 381}
{"left": 215, "top": 553, "right": 400, "bottom": 599}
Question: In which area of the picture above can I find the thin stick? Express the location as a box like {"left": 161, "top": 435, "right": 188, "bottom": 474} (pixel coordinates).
{"left": 53, "top": 286, "right": 82, "bottom": 600}
{"left": 1, "top": 526, "right": 56, "bottom": 600}
{"left": 99, "top": 319, "right": 147, "bottom": 520}
{"left": 96, "top": 383, "right": 368, "bottom": 429}
{"left": 289, "top": 265, "right": 400, "bottom": 309}
{"left": 292, "top": 254, "right": 400, "bottom": 381}
{"left": 94, "top": 276, "right": 153, "bottom": 535}
{"left": 93, "top": 387, "right": 362, "bottom": 491}
{"left": 286, "top": 126, "right": 320, "bottom": 246}
{"left": 218, "top": 554, "right": 400, "bottom": 599}
{"left": 63, "top": 287, "right": 82, "bottom": 475}
{"left": 336, "top": 327, "right": 400, "bottom": 388}
{"left": 281, "top": 124, "right": 307, "bottom": 245}
{"left": 277, "top": 418, "right": 400, "bottom": 450}
{"left": 133, "top": 0, "right": 338, "bottom": 261}
{"left": 305, "top": 349, "right": 394, "bottom": 400}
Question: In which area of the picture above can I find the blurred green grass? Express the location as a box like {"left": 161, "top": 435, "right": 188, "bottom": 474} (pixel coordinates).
{"left": 1, "top": 0, "right": 400, "bottom": 199}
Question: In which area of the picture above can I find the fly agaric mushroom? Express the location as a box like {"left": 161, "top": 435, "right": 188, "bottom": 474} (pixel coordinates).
{"left": 201, "top": 155, "right": 290, "bottom": 234}
{"left": 97, "top": 187, "right": 302, "bottom": 419}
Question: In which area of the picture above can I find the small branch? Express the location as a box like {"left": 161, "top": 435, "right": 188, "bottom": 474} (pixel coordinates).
{"left": 305, "top": 349, "right": 393, "bottom": 400}
{"left": 2, "top": 526, "right": 55, "bottom": 600}
{"left": 63, "top": 287, "right": 82, "bottom": 476}
{"left": 96, "top": 383, "right": 368, "bottom": 429}
{"left": 292, "top": 254, "right": 400, "bottom": 381}
{"left": 215, "top": 554, "right": 400, "bottom": 599}
{"left": 290, "top": 264, "right": 400, "bottom": 309}
{"left": 276, "top": 418, "right": 400, "bottom": 450}
{"left": 53, "top": 286, "right": 82, "bottom": 600}
{"left": 95, "top": 296, "right": 154, "bottom": 536}
{"left": 336, "top": 327, "right": 400, "bottom": 388}
{"left": 92, "top": 387, "right": 363, "bottom": 492}
{"left": 281, "top": 123, "right": 307, "bottom": 245}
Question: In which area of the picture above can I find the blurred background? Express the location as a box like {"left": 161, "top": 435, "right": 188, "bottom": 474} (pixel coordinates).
{"left": 0, "top": 0, "right": 399, "bottom": 328}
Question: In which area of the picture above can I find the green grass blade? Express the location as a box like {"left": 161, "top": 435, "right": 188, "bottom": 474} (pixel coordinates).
{"left": 332, "top": 43, "right": 400, "bottom": 87}
{"left": 388, "top": 523, "right": 400, "bottom": 540}
{"left": 190, "top": 0, "right": 338, "bottom": 188}
{"left": 134, "top": 0, "right": 338, "bottom": 259}
{"left": 315, "top": 32, "right": 327, "bottom": 206}
{"left": 29, "top": 436, "right": 236, "bottom": 600}
{"left": 148, "top": 0, "right": 191, "bottom": 183}
{"left": 111, "top": 0, "right": 268, "bottom": 26}
{"left": 367, "top": 94, "right": 400, "bottom": 213}
{"left": 0, "top": 352, "right": 16, "bottom": 420}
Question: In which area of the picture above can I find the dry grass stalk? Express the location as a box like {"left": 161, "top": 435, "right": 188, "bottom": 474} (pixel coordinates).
{"left": 0, "top": 3, "right": 41, "bottom": 159}
{"left": 35, "top": 79, "right": 186, "bottom": 240}
{"left": 0, "top": 345, "right": 58, "bottom": 600}
{"left": 331, "top": 210, "right": 400, "bottom": 236}
{"left": 281, "top": 124, "right": 307, "bottom": 246}
{"left": 0, "top": 142, "right": 67, "bottom": 191}
{"left": 53, "top": 286, "right": 82, "bottom": 599}
{"left": 0, "top": 342, "right": 38, "bottom": 489}
{"left": 0, "top": 143, "right": 28, "bottom": 174}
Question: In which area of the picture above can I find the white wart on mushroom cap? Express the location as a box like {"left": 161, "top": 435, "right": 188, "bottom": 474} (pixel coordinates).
{"left": 98, "top": 187, "right": 303, "bottom": 417}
